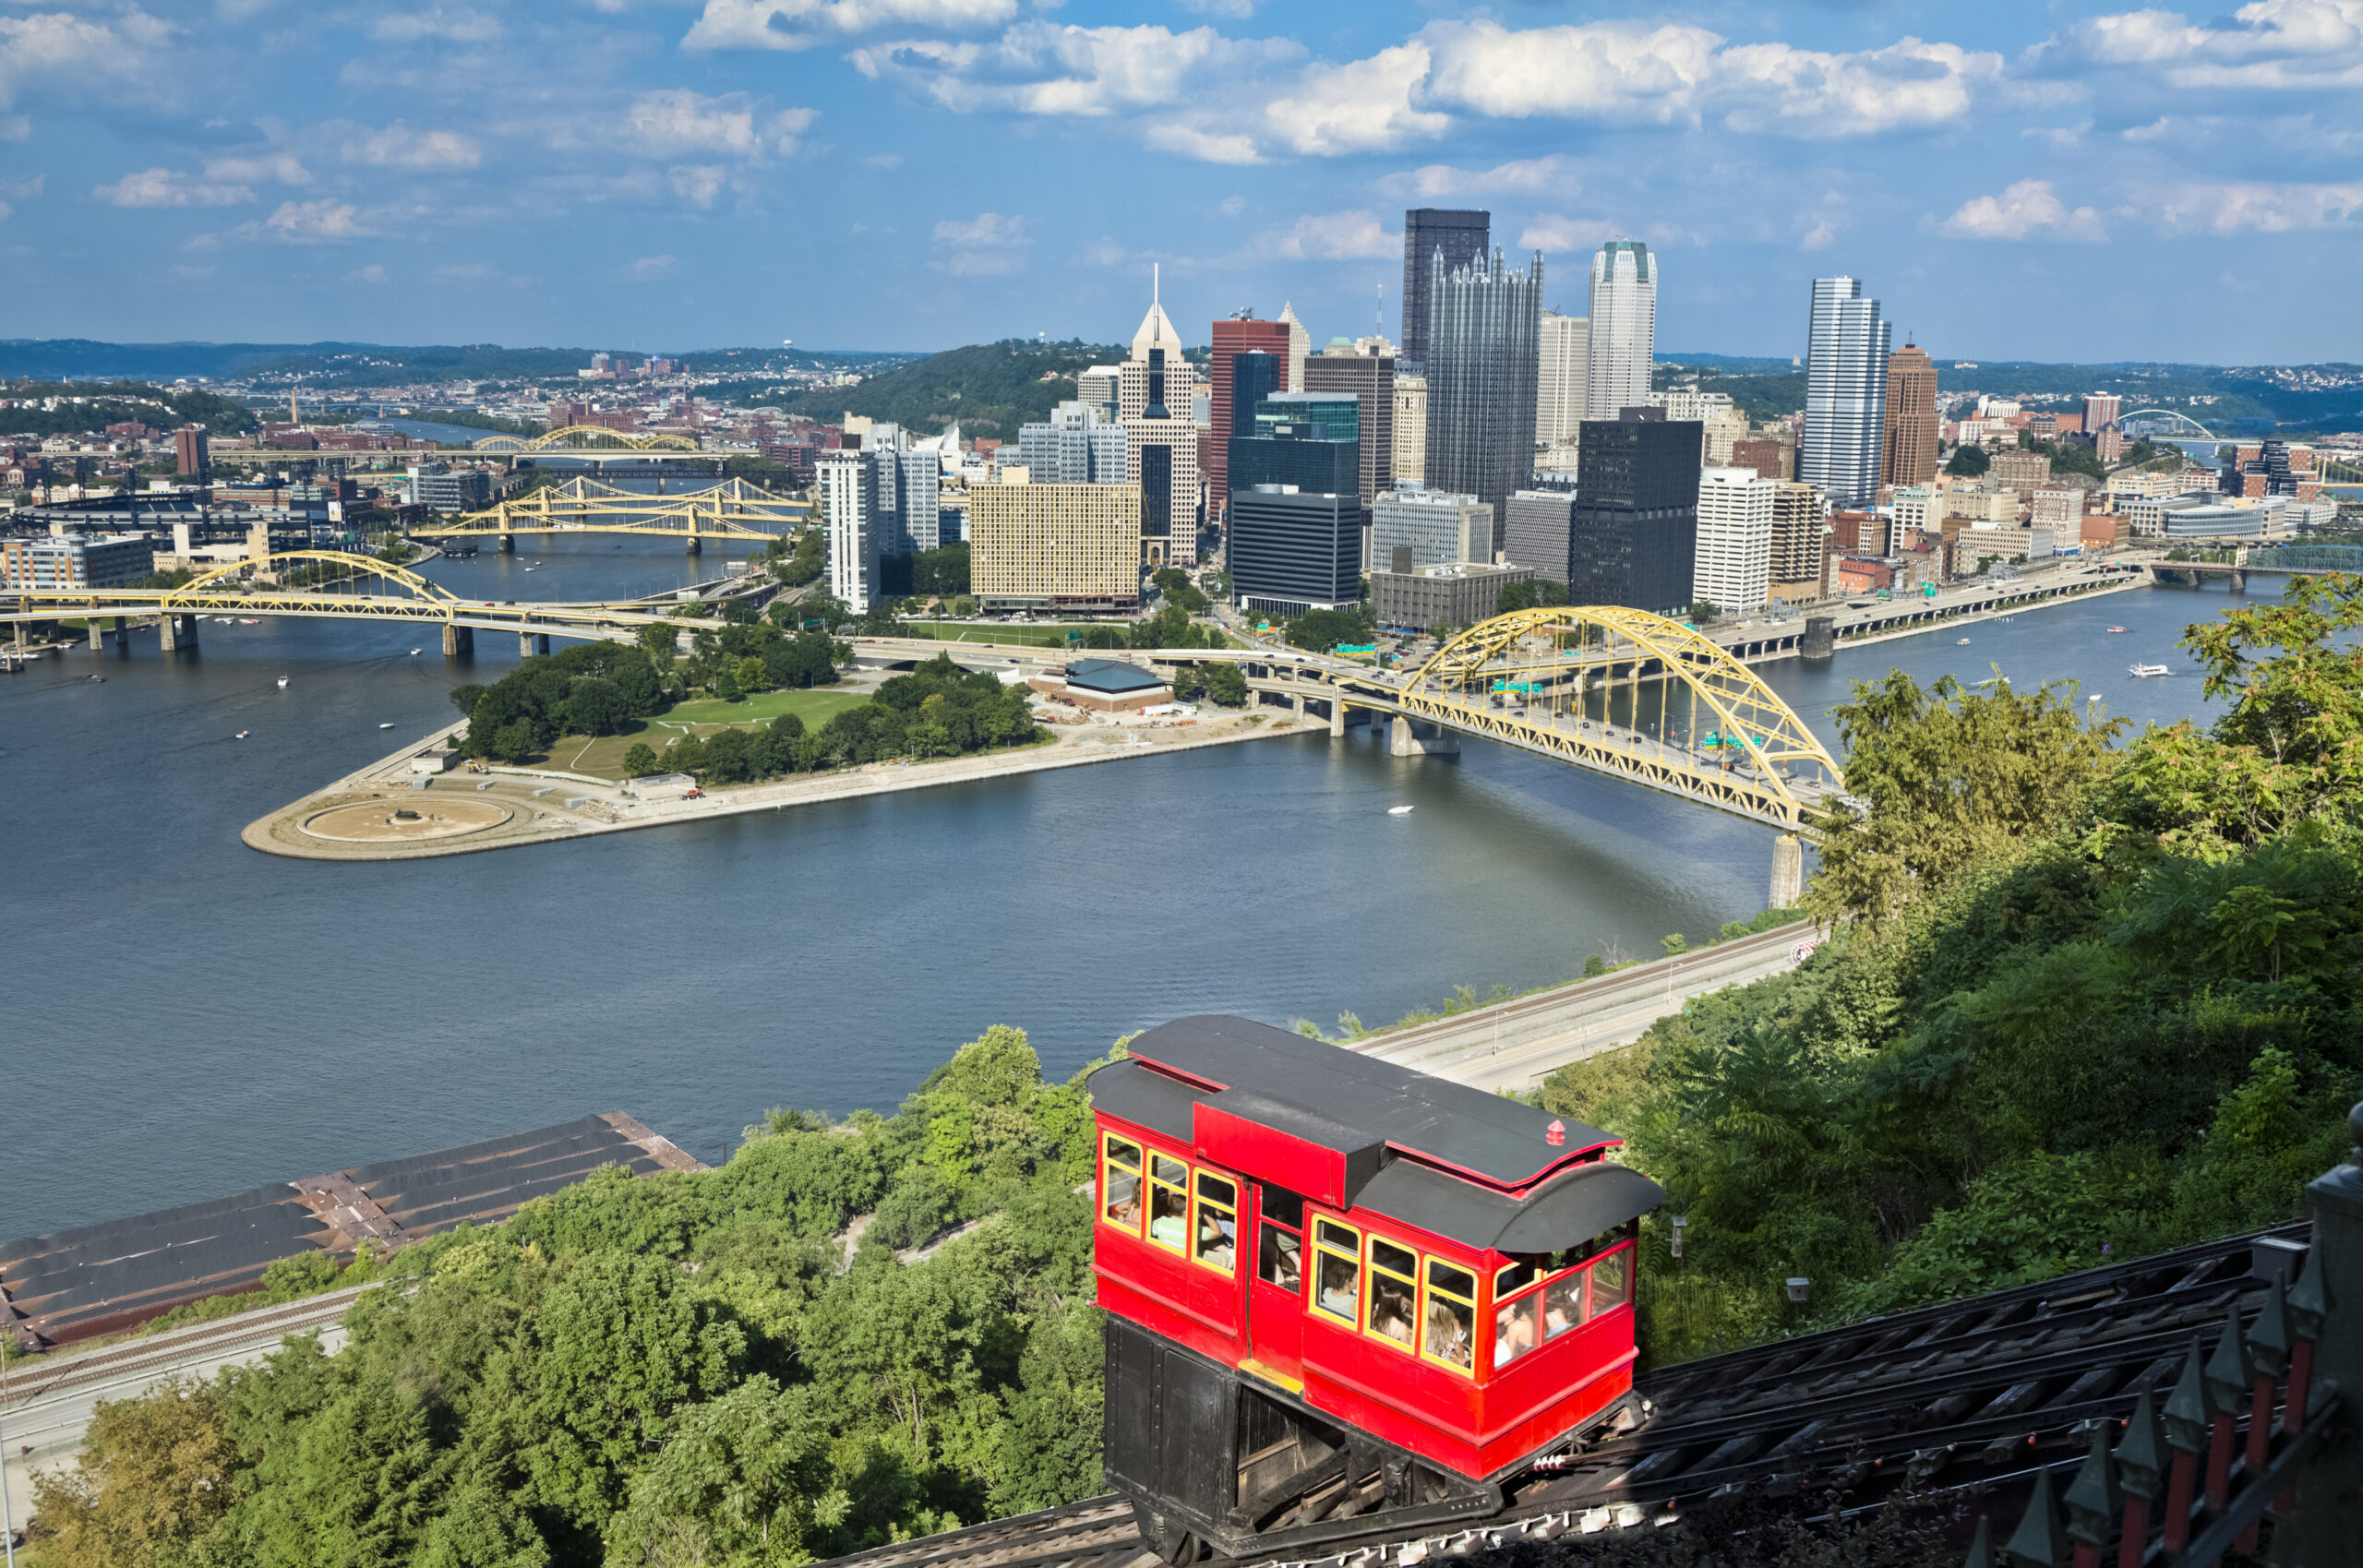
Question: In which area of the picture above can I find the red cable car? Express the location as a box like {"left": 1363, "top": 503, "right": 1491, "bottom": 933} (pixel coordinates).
{"left": 1090, "top": 1016, "right": 1664, "bottom": 1562}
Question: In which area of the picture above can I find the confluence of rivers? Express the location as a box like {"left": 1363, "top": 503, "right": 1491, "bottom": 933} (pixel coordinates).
{"left": 0, "top": 538, "right": 2239, "bottom": 1236}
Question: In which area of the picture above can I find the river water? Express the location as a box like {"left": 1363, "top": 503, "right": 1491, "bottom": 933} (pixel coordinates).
{"left": 0, "top": 546, "right": 2241, "bottom": 1237}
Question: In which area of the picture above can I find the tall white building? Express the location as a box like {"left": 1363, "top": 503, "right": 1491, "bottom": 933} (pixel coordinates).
{"left": 1537, "top": 309, "right": 1589, "bottom": 447}
{"left": 1801, "top": 277, "right": 1891, "bottom": 509}
{"left": 1121, "top": 274, "right": 1202, "bottom": 568}
{"left": 1584, "top": 241, "right": 1655, "bottom": 420}
{"left": 820, "top": 447, "right": 881, "bottom": 612}
{"left": 1277, "top": 301, "right": 1311, "bottom": 398}
{"left": 1693, "top": 467, "right": 1775, "bottom": 613}
{"left": 1392, "top": 372, "right": 1427, "bottom": 485}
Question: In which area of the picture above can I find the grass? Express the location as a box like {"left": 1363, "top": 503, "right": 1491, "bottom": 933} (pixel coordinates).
{"left": 547, "top": 689, "right": 873, "bottom": 779}
{"left": 892, "top": 621, "right": 1099, "bottom": 648}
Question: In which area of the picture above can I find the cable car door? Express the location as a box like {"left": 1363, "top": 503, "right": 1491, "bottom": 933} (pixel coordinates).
{"left": 1247, "top": 1183, "right": 1306, "bottom": 1379}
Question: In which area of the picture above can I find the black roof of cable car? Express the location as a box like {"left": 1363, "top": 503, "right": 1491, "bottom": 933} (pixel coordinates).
{"left": 1109, "top": 1014, "right": 1622, "bottom": 1191}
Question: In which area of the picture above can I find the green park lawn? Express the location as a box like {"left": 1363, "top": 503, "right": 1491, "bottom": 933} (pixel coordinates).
{"left": 892, "top": 621, "right": 1098, "bottom": 648}
{"left": 546, "top": 688, "right": 871, "bottom": 779}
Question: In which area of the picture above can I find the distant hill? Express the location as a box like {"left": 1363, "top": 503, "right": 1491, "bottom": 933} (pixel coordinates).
{"left": 0, "top": 379, "right": 261, "bottom": 437}
{"left": 782, "top": 340, "right": 1122, "bottom": 438}
{"left": 0, "top": 340, "right": 916, "bottom": 388}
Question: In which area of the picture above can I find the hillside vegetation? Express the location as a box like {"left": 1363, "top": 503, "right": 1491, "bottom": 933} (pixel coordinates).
{"left": 0, "top": 380, "right": 261, "bottom": 437}
{"left": 785, "top": 341, "right": 1120, "bottom": 438}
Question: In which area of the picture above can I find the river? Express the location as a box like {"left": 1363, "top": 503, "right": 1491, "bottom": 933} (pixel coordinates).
{"left": 0, "top": 545, "right": 2241, "bottom": 1238}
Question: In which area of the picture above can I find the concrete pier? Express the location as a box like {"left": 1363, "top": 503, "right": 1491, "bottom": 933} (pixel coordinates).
{"left": 1801, "top": 616, "right": 1835, "bottom": 659}
{"left": 158, "top": 613, "right": 197, "bottom": 652}
{"left": 443, "top": 624, "right": 474, "bottom": 657}
{"left": 516, "top": 631, "right": 550, "bottom": 657}
{"left": 1769, "top": 833, "right": 1804, "bottom": 909}
{"left": 1389, "top": 715, "right": 1459, "bottom": 758}
{"left": 1331, "top": 700, "right": 1346, "bottom": 738}
{"left": 685, "top": 536, "right": 702, "bottom": 556}
{"left": 497, "top": 533, "right": 513, "bottom": 554}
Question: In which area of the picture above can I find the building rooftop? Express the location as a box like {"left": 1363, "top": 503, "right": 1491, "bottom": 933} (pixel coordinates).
{"left": 1063, "top": 657, "right": 1167, "bottom": 694}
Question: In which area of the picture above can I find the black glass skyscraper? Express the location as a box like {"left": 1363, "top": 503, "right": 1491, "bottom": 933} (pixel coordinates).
{"left": 1423, "top": 247, "right": 1543, "bottom": 544}
{"left": 1400, "top": 209, "right": 1488, "bottom": 369}
{"left": 1229, "top": 428, "right": 1361, "bottom": 613}
{"left": 1569, "top": 411, "right": 1703, "bottom": 615}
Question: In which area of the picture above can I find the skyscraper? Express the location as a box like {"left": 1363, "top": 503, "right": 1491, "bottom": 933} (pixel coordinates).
{"left": 1423, "top": 246, "right": 1543, "bottom": 541}
{"left": 1228, "top": 426, "right": 1361, "bottom": 616}
{"left": 1400, "top": 209, "right": 1489, "bottom": 369}
{"left": 1584, "top": 241, "right": 1656, "bottom": 419}
{"left": 1208, "top": 313, "right": 1292, "bottom": 527}
{"left": 820, "top": 447, "right": 881, "bottom": 612}
{"left": 1570, "top": 410, "right": 1701, "bottom": 614}
{"left": 1801, "top": 277, "right": 1891, "bottom": 509}
{"left": 1537, "top": 310, "right": 1589, "bottom": 449}
{"left": 1880, "top": 341, "right": 1938, "bottom": 489}
{"left": 1693, "top": 467, "right": 1775, "bottom": 613}
{"left": 1303, "top": 342, "right": 1395, "bottom": 512}
{"left": 1121, "top": 275, "right": 1201, "bottom": 568}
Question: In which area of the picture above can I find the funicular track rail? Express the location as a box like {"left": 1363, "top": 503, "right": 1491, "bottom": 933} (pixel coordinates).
{"left": 817, "top": 1225, "right": 2309, "bottom": 1568}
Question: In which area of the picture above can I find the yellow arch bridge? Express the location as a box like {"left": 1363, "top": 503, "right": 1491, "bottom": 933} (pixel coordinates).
{"left": 434, "top": 476, "right": 811, "bottom": 553}
{"left": 469, "top": 425, "right": 702, "bottom": 454}
{"left": 1, "top": 550, "right": 689, "bottom": 657}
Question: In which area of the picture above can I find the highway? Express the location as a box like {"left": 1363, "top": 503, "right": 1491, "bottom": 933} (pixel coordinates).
{"left": 1, "top": 1288, "right": 366, "bottom": 1526}
{"left": 1351, "top": 917, "right": 1822, "bottom": 1094}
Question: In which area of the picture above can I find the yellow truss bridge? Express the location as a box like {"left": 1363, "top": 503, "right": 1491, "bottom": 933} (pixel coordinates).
{"left": 2, "top": 550, "right": 687, "bottom": 655}
{"left": 470, "top": 425, "right": 702, "bottom": 454}
{"left": 435, "top": 476, "right": 811, "bottom": 551}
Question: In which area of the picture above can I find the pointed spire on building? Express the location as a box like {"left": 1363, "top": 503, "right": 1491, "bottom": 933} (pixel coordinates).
{"left": 1130, "top": 265, "right": 1182, "bottom": 363}
{"left": 1277, "top": 300, "right": 1309, "bottom": 392}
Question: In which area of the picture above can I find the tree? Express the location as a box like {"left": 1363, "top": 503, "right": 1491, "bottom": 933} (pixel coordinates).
{"left": 715, "top": 666, "right": 744, "bottom": 702}
{"left": 489, "top": 720, "right": 538, "bottom": 762}
{"left": 30, "top": 1376, "right": 235, "bottom": 1568}
{"left": 1688, "top": 601, "right": 1720, "bottom": 625}
{"left": 605, "top": 1378, "right": 833, "bottom": 1568}
{"left": 1944, "top": 444, "right": 1991, "bottom": 477}
{"left": 736, "top": 655, "right": 771, "bottom": 695}
{"left": 1205, "top": 664, "right": 1248, "bottom": 707}
{"left": 1495, "top": 579, "right": 1569, "bottom": 614}
{"left": 562, "top": 677, "right": 630, "bottom": 736}
{"left": 449, "top": 684, "right": 486, "bottom": 721}
{"left": 622, "top": 742, "right": 660, "bottom": 777}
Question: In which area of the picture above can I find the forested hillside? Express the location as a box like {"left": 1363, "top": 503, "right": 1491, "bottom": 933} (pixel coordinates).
{"left": 784, "top": 341, "right": 1118, "bottom": 438}
{"left": 1546, "top": 580, "right": 2363, "bottom": 1361}
{"left": 23, "top": 584, "right": 2363, "bottom": 1568}
{"left": 0, "top": 380, "right": 260, "bottom": 437}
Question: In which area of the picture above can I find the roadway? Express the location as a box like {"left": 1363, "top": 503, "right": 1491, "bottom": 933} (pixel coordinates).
{"left": 1, "top": 1287, "right": 367, "bottom": 1526}
{"left": 1350, "top": 917, "right": 1822, "bottom": 1094}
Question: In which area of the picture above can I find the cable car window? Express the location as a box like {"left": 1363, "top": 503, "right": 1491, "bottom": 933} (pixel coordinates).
{"left": 1543, "top": 1269, "right": 1587, "bottom": 1340}
{"left": 1101, "top": 1136, "right": 1144, "bottom": 1234}
{"left": 1193, "top": 1172, "right": 1238, "bottom": 1274}
{"left": 1495, "top": 1260, "right": 1539, "bottom": 1297}
{"left": 1423, "top": 1260, "right": 1477, "bottom": 1374}
{"left": 1147, "top": 1155, "right": 1190, "bottom": 1251}
{"left": 1589, "top": 1247, "right": 1631, "bottom": 1315}
{"left": 1364, "top": 1237, "right": 1418, "bottom": 1350}
{"left": 1261, "top": 1185, "right": 1305, "bottom": 1230}
{"left": 1312, "top": 1220, "right": 1361, "bottom": 1323}
{"left": 1258, "top": 1225, "right": 1301, "bottom": 1291}
{"left": 1493, "top": 1292, "right": 1541, "bottom": 1369}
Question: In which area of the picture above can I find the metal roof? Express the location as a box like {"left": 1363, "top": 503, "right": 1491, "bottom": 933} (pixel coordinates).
{"left": 1065, "top": 658, "right": 1167, "bottom": 693}
{"left": 1091, "top": 1016, "right": 1661, "bottom": 1251}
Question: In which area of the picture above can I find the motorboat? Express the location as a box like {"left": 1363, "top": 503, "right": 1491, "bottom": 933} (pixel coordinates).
{"left": 2106, "top": 626, "right": 2129, "bottom": 634}
{"left": 276, "top": 676, "right": 289, "bottom": 688}
{"left": 1957, "top": 638, "right": 1971, "bottom": 644}
{"left": 408, "top": 648, "right": 422, "bottom": 655}
{"left": 235, "top": 730, "right": 249, "bottom": 739}
{"left": 1387, "top": 805, "right": 1415, "bottom": 816}
{"left": 379, "top": 722, "right": 397, "bottom": 729}
{"left": 240, "top": 617, "right": 259, "bottom": 625}
{"left": 2130, "top": 663, "right": 2170, "bottom": 677}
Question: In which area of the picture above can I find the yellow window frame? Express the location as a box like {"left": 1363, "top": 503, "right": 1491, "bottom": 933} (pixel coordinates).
{"left": 1146, "top": 1150, "right": 1191, "bottom": 1254}
{"left": 1309, "top": 1216, "right": 1361, "bottom": 1325}
{"left": 1420, "top": 1256, "right": 1480, "bottom": 1379}
{"left": 1191, "top": 1170, "right": 1240, "bottom": 1275}
{"left": 1099, "top": 1134, "right": 1144, "bottom": 1238}
{"left": 1361, "top": 1234, "right": 1420, "bottom": 1353}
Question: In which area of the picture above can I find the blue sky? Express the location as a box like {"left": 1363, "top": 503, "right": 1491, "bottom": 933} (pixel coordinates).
{"left": 2, "top": 1, "right": 2358, "bottom": 362}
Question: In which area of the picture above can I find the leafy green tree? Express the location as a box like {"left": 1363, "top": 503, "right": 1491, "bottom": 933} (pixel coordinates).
{"left": 605, "top": 1377, "right": 834, "bottom": 1568}
{"left": 1495, "top": 579, "right": 1569, "bottom": 613}
{"left": 715, "top": 666, "right": 744, "bottom": 702}
{"left": 621, "top": 742, "right": 660, "bottom": 777}
{"left": 1205, "top": 664, "right": 1247, "bottom": 707}
{"left": 29, "top": 1376, "right": 235, "bottom": 1568}
{"left": 565, "top": 677, "right": 631, "bottom": 736}
{"left": 1687, "top": 601, "right": 1720, "bottom": 624}
{"left": 450, "top": 683, "right": 487, "bottom": 721}
{"left": 490, "top": 720, "right": 538, "bottom": 762}
{"left": 736, "top": 656, "right": 770, "bottom": 695}
{"left": 638, "top": 623, "right": 680, "bottom": 662}
{"left": 1944, "top": 444, "right": 1991, "bottom": 476}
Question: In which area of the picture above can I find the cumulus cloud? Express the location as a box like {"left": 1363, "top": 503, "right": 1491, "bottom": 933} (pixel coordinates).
{"left": 1419, "top": 20, "right": 1716, "bottom": 123}
{"left": 2066, "top": 0, "right": 2363, "bottom": 90}
{"left": 1517, "top": 214, "right": 1615, "bottom": 253}
{"left": 370, "top": 7, "right": 502, "bottom": 43}
{"left": 857, "top": 24, "right": 1291, "bottom": 119}
{"left": 1265, "top": 44, "right": 1447, "bottom": 154}
{"left": 627, "top": 254, "right": 678, "bottom": 281}
{"left": 205, "top": 152, "right": 311, "bottom": 186}
{"left": 1377, "top": 156, "right": 1581, "bottom": 200}
{"left": 933, "top": 209, "right": 1026, "bottom": 274}
{"left": 350, "top": 263, "right": 389, "bottom": 283}
{"left": 256, "top": 198, "right": 368, "bottom": 242}
{"left": 668, "top": 164, "right": 726, "bottom": 206}
{"left": 1261, "top": 209, "right": 1399, "bottom": 261}
{"left": 1146, "top": 124, "right": 1262, "bottom": 164}
{"left": 1939, "top": 179, "right": 2107, "bottom": 241}
{"left": 1711, "top": 36, "right": 2008, "bottom": 137}
{"left": 0, "top": 7, "right": 172, "bottom": 110}
{"left": 0, "top": 115, "right": 29, "bottom": 142}
{"left": 94, "top": 168, "right": 254, "bottom": 208}
{"left": 2148, "top": 179, "right": 2363, "bottom": 233}
{"left": 618, "top": 90, "right": 815, "bottom": 158}
{"left": 685, "top": 0, "right": 1017, "bottom": 53}
{"left": 1179, "top": 0, "right": 1254, "bottom": 15}
{"left": 342, "top": 123, "right": 481, "bottom": 168}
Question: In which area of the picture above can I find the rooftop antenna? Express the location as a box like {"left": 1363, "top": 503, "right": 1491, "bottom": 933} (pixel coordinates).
{"left": 1153, "top": 261, "right": 1160, "bottom": 306}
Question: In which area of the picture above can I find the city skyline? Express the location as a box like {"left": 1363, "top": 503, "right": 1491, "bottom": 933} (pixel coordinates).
{"left": 0, "top": 2, "right": 2356, "bottom": 360}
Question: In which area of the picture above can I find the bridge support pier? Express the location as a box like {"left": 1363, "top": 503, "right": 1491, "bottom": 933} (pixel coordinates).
{"left": 520, "top": 632, "right": 550, "bottom": 657}
{"left": 1389, "top": 716, "right": 1458, "bottom": 758}
{"left": 1769, "top": 834, "right": 1804, "bottom": 911}
{"left": 443, "top": 625, "right": 474, "bottom": 658}
{"left": 90, "top": 617, "right": 107, "bottom": 654}
{"left": 497, "top": 533, "right": 513, "bottom": 554}
{"left": 1331, "top": 700, "right": 1346, "bottom": 739}
{"left": 685, "top": 536, "right": 702, "bottom": 557}
{"left": 158, "top": 613, "right": 197, "bottom": 652}
{"left": 2231, "top": 569, "right": 2248, "bottom": 593}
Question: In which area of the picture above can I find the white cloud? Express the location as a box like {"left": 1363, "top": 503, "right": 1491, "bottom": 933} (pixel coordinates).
{"left": 257, "top": 198, "right": 368, "bottom": 242}
{"left": 1265, "top": 43, "right": 1447, "bottom": 154}
{"left": 627, "top": 254, "right": 678, "bottom": 281}
{"left": 94, "top": 168, "right": 254, "bottom": 208}
{"left": 1261, "top": 209, "right": 1399, "bottom": 261}
{"left": 1419, "top": 20, "right": 1716, "bottom": 123}
{"left": 0, "top": 7, "right": 172, "bottom": 110}
{"left": 342, "top": 124, "right": 481, "bottom": 169}
{"left": 685, "top": 0, "right": 1017, "bottom": 53}
{"left": 2148, "top": 179, "right": 2363, "bottom": 233}
{"left": 1179, "top": 0, "right": 1254, "bottom": 15}
{"left": 858, "top": 24, "right": 1288, "bottom": 119}
{"left": 2067, "top": 1, "right": 2363, "bottom": 90}
{"left": 865, "top": 151, "right": 904, "bottom": 169}
{"left": 1801, "top": 217, "right": 1837, "bottom": 251}
{"left": 1146, "top": 124, "right": 1262, "bottom": 165}
{"left": 933, "top": 209, "right": 1026, "bottom": 274}
{"left": 2123, "top": 116, "right": 2172, "bottom": 140}
{"left": 1377, "top": 156, "right": 1581, "bottom": 200}
{"left": 1712, "top": 37, "right": 2007, "bottom": 137}
{"left": 1219, "top": 195, "right": 1244, "bottom": 216}
{"left": 350, "top": 263, "right": 389, "bottom": 283}
{"left": 370, "top": 7, "right": 503, "bottom": 43}
{"left": 205, "top": 152, "right": 311, "bottom": 186}
{"left": 1939, "top": 180, "right": 2107, "bottom": 241}
{"left": 668, "top": 164, "right": 726, "bottom": 206}
{"left": 0, "top": 115, "right": 28, "bottom": 142}
{"left": 1517, "top": 214, "right": 1614, "bottom": 253}
{"left": 618, "top": 90, "right": 814, "bottom": 158}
